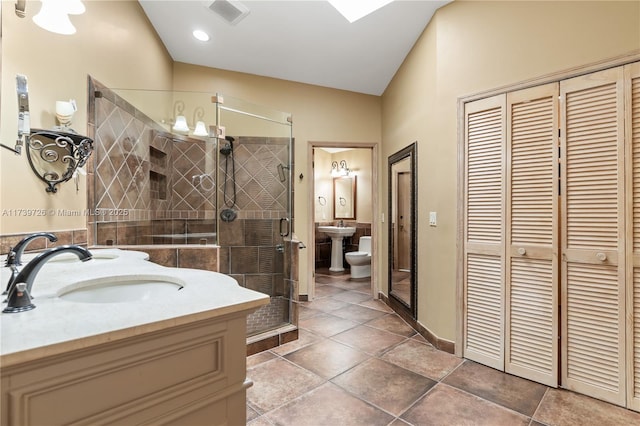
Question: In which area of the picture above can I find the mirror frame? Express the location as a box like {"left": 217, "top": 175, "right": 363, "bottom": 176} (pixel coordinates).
{"left": 333, "top": 175, "right": 357, "bottom": 220}
{"left": 388, "top": 142, "right": 417, "bottom": 319}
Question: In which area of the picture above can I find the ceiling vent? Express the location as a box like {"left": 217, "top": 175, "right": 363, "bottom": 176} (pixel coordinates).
{"left": 203, "top": 0, "right": 250, "bottom": 25}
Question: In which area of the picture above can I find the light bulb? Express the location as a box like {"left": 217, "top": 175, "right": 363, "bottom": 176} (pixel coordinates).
{"left": 172, "top": 116, "right": 189, "bottom": 134}
{"left": 193, "top": 121, "right": 208, "bottom": 136}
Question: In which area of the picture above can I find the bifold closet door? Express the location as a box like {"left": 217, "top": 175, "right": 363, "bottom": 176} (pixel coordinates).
{"left": 627, "top": 61, "right": 640, "bottom": 411}
{"left": 463, "top": 94, "right": 506, "bottom": 370}
{"left": 560, "top": 66, "right": 626, "bottom": 406}
{"left": 505, "top": 84, "right": 559, "bottom": 387}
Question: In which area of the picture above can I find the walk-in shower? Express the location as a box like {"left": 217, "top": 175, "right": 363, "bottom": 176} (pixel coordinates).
{"left": 87, "top": 78, "right": 295, "bottom": 339}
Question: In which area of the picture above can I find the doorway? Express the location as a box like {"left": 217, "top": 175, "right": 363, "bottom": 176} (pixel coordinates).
{"left": 308, "top": 142, "right": 378, "bottom": 301}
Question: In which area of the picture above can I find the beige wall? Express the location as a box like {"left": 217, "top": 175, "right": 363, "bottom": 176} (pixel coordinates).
{"left": 314, "top": 149, "right": 333, "bottom": 222}
{"left": 314, "top": 148, "right": 373, "bottom": 224}
{"left": 338, "top": 149, "right": 373, "bottom": 223}
{"left": 0, "top": 0, "right": 173, "bottom": 235}
{"left": 382, "top": 0, "right": 640, "bottom": 341}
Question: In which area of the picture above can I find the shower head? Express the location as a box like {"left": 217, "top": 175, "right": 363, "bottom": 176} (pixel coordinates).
{"left": 220, "top": 136, "right": 235, "bottom": 156}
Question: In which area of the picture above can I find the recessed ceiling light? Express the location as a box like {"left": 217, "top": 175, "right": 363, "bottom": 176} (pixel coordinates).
{"left": 328, "top": 0, "right": 394, "bottom": 23}
{"left": 192, "top": 29, "right": 210, "bottom": 42}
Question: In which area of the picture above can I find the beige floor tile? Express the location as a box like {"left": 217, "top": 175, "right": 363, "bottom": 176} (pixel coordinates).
{"left": 266, "top": 382, "right": 394, "bottom": 426}
{"left": 299, "top": 312, "right": 359, "bottom": 337}
{"left": 284, "top": 339, "right": 369, "bottom": 379}
{"left": 270, "top": 328, "right": 322, "bottom": 356}
{"left": 382, "top": 339, "right": 463, "bottom": 380}
{"left": 442, "top": 360, "right": 547, "bottom": 417}
{"left": 402, "top": 383, "right": 530, "bottom": 426}
{"left": 333, "top": 324, "right": 406, "bottom": 356}
{"left": 534, "top": 387, "right": 640, "bottom": 426}
{"left": 365, "top": 313, "right": 417, "bottom": 337}
{"left": 247, "top": 358, "right": 324, "bottom": 413}
{"left": 331, "top": 303, "right": 388, "bottom": 323}
{"left": 332, "top": 358, "right": 436, "bottom": 416}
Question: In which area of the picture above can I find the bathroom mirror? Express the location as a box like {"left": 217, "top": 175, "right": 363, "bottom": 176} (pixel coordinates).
{"left": 388, "top": 142, "right": 417, "bottom": 319}
{"left": 333, "top": 176, "right": 356, "bottom": 220}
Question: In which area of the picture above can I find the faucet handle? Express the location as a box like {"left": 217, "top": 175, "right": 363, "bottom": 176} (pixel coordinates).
{"left": 5, "top": 250, "right": 17, "bottom": 267}
{"left": 3, "top": 281, "right": 35, "bottom": 313}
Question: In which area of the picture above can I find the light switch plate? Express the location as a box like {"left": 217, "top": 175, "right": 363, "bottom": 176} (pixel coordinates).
{"left": 429, "top": 211, "right": 437, "bottom": 226}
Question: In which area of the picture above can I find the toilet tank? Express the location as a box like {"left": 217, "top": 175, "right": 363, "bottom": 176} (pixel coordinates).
{"left": 358, "top": 236, "right": 371, "bottom": 254}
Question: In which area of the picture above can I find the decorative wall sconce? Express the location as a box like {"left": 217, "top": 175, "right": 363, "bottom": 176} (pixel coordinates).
{"left": 171, "top": 102, "right": 210, "bottom": 138}
{"left": 27, "top": 129, "right": 94, "bottom": 193}
{"left": 0, "top": 74, "right": 94, "bottom": 193}
{"left": 331, "top": 160, "right": 350, "bottom": 176}
{"left": 16, "top": 0, "right": 86, "bottom": 35}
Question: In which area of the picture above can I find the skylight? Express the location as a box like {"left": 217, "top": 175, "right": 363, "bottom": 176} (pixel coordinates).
{"left": 328, "top": 0, "right": 394, "bottom": 23}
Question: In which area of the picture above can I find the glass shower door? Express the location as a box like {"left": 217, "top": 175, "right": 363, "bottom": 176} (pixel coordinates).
{"left": 214, "top": 95, "right": 294, "bottom": 336}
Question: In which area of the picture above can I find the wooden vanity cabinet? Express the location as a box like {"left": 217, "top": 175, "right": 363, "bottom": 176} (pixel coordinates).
{"left": 1, "top": 312, "right": 252, "bottom": 425}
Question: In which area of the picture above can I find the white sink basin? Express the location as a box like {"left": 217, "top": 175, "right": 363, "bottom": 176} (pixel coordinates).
{"left": 317, "top": 226, "right": 356, "bottom": 272}
{"left": 318, "top": 226, "right": 356, "bottom": 238}
{"left": 58, "top": 275, "right": 184, "bottom": 303}
{"left": 49, "top": 252, "right": 119, "bottom": 263}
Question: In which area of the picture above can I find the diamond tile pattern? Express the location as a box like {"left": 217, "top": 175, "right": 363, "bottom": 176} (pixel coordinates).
{"left": 93, "top": 88, "right": 218, "bottom": 222}
{"left": 221, "top": 141, "right": 288, "bottom": 212}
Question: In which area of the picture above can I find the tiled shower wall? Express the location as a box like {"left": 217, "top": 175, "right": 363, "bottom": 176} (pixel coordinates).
{"left": 216, "top": 136, "right": 298, "bottom": 336}
{"left": 88, "top": 78, "right": 217, "bottom": 246}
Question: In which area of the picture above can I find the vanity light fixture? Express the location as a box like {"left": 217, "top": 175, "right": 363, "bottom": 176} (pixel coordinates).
{"left": 172, "top": 101, "right": 189, "bottom": 134}
{"left": 171, "top": 102, "right": 210, "bottom": 137}
{"left": 331, "top": 160, "right": 350, "bottom": 177}
{"left": 192, "top": 107, "right": 209, "bottom": 136}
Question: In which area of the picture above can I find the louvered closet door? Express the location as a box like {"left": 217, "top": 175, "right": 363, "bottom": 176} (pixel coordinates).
{"left": 463, "top": 94, "right": 506, "bottom": 370}
{"left": 560, "top": 67, "right": 626, "bottom": 406}
{"left": 627, "top": 61, "right": 640, "bottom": 411}
{"left": 505, "top": 84, "right": 559, "bottom": 387}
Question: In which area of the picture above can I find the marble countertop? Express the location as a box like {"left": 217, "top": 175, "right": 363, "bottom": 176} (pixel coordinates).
{"left": 0, "top": 249, "right": 269, "bottom": 367}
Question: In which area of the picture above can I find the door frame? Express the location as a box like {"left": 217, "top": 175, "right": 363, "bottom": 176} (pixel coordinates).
{"left": 307, "top": 141, "right": 379, "bottom": 301}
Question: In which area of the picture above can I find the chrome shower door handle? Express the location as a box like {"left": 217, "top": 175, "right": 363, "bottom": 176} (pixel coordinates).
{"left": 279, "top": 217, "right": 290, "bottom": 237}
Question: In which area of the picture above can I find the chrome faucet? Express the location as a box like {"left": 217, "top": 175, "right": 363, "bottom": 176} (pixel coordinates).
{"left": 3, "top": 245, "right": 92, "bottom": 313}
{"left": 5, "top": 232, "right": 58, "bottom": 267}
{"left": 3, "top": 232, "right": 57, "bottom": 295}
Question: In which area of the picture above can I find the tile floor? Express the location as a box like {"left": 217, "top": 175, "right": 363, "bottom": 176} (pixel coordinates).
{"left": 246, "top": 270, "right": 640, "bottom": 425}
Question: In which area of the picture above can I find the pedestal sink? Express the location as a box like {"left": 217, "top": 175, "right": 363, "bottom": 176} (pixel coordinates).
{"left": 318, "top": 226, "right": 356, "bottom": 272}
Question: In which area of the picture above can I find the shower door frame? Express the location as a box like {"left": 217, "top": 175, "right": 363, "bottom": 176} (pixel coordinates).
{"left": 216, "top": 95, "right": 295, "bottom": 336}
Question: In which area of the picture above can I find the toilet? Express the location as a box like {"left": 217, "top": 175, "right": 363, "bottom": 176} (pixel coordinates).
{"left": 345, "top": 236, "right": 372, "bottom": 279}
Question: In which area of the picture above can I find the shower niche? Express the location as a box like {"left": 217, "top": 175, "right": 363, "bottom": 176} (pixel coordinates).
{"left": 87, "top": 77, "right": 296, "bottom": 345}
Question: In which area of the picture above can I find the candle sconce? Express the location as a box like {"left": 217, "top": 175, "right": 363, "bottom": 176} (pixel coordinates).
{"left": 0, "top": 74, "right": 94, "bottom": 193}
{"left": 26, "top": 129, "right": 93, "bottom": 193}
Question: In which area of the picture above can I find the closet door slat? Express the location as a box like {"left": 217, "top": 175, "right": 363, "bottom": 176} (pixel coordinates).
{"left": 627, "top": 61, "right": 640, "bottom": 411}
{"left": 463, "top": 95, "right": 506, "bottom": 370}
{"left": 505, "top": 83, "right": 559, "bottom": 387}
{"left": 561, "top": 66, "right": 626, "bottom": 406}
